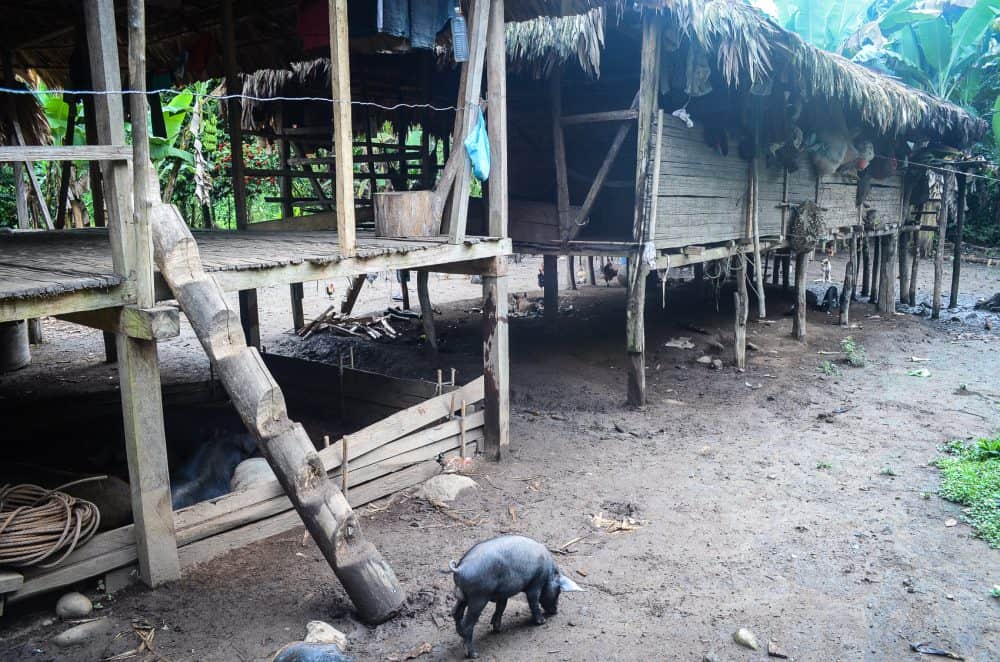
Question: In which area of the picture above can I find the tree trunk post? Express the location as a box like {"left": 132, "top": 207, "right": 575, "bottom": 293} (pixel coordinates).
{"left": 793, "top": 252, "right": 809, "bottom": 340}
{"left": 239, "top": 289, "right": 260, "bottom": 348}
{"left": 417, "top": 270, "right": 437, "bottom": 353}
{"left": 932, "top": 173, "right": 954, "bottom": 319}
{"left": 734, "top": 255, "right": 748, "bottom": 370}
{"left": 870, "top": 238, "right": 881, "bottom": 306}
{"left": 840, "top": 234, "right": 856, "bottom": 327}
{"left": 543, "top": 254, "right": 558, "bottom": 329}
{"left": 481, "top": 258, "right": 509, "bottom": 460}
{"left": 949, "top": 173, "right": 966, "bottom": 310}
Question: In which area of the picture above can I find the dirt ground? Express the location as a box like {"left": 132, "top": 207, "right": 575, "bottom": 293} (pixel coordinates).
{"left": 2, "top": 253, "right": 999, "bottom": 662}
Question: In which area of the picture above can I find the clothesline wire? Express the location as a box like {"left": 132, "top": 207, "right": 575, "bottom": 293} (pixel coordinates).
{"left": 2, "top": 85, "right": 997, "bottom": 183}
{"left": 0, "top": 84, "right": 471, "bottom": 113}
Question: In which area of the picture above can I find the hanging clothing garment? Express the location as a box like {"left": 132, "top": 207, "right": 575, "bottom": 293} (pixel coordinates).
{"left": 300, "top": 0, "right": 451, "bottom": 51}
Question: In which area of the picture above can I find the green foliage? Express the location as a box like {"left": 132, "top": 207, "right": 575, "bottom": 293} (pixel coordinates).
{"left": 816, "top": 461, "right": 833, "bottom": 470}
{"left": 841, "top": 336, "right": 868, "bottom": 367}
{"left": 784, "top": 0, "right": 873, "bottom": 54}
{"left": 820, "top": 360, "right": 843, "bottom": 377}
{"left": 937, "top": 435, "right": 1000, "bottom": 547}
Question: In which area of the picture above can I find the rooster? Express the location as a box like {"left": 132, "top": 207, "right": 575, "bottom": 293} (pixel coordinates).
{"left": 601, "top": 258, "right": 620, "bottom": 287}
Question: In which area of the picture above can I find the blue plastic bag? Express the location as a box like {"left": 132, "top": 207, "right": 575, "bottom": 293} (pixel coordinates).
{"left": 464, "top": 107, "right": 491, "bottom": 181}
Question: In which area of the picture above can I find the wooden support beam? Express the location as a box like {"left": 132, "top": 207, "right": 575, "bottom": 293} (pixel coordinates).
{"left": 27, "top": 318, "right": 43, "bottom": 344}
{"left": 931, "top": 173, "right": 954, "bottom": 319}
{"left": 289, "top": 282, "right": 305, "bottom": 332}
{"left": 87, "top": 0, "right": 181, "bottom": 588}
{"left": 569, "top": 93, "right": 638, "bottom": 238}
{"left": 13, "top": 162, "right": 28, "bottom": 228}
{"left": 561, "top": 109, "right": 638, "bottom": 125}
{"left": 341, "top": 274, "right": 367, "bottom": 315}
{"left": 482, "top": 259, "right": 509, "bottom": 460}
{"left": 878, "top": 231, "right": 898, "bottom": 314}
{"left": 949, "top": 173, "right": 966, "bottom": 310}
{"left": 861, "top": 236, "right": 871, "bottom": 297}
{"left": 734, "top": 254, "right": 748, "bottom": 370}
{"left": 568, "top": 255, "right": 577, "bottom": 290}
{"left": 908, "top": 227, "right": 919, "bottom": 305}
{"left": 55, "top": 94, "right": 79, "bottom": 229}
{"left": 793, "top": 252, "right": 809, "bottom": 340}
{"left": 417, "top": 270, "right": 437, "bottom": 353}
{"left": 551, "top": 67, "right": 571, "bottom": 244}
{"left": 59, "top": 305, "right": 180, "bottom": 340}
{"left": 238, "top": 289, "right": 260, "bottom": 348}
{"left": 898, "top": 229, "right": 911, "bottom": 305}
{"left": 748, "top": 155, "right": 765, "bottom": 318}
{"left": 870, "top": 238, "right": 880, "bottom": 306}
{"left": 486, "top": 0, "right": 508, "bottom": 238}
{"left": 840, "top": 234, "right": 856, "bottom": 327}
{"left": 222, "top": 0, "right": 248, "bottom": 230}
{"left": 399, "top": 270, "right": 411, "bottom": 310}
{"left": 328, "top": 0, "right": 356, "bottom": 255}
{"left": 625, "top": 13, "right": 661, "bottom": 407}
{"left": 543, "top": 254, "right": 558, "bottom": 329}
{"left": 445, "top": 0, "right": 490, "bottom": 244}
{"left": 588, "top": 255, "right": 597, "bottom": 285}
{"left": 0, "top": 145, "right": 131, "bottom": 163}
{"left": 82, "top": 96, "right": 106, "bottom": 227}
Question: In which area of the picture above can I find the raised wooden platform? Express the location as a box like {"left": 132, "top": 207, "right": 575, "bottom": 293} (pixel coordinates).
{"left": 0, "top": 229, "right": 510, "bottom": 323}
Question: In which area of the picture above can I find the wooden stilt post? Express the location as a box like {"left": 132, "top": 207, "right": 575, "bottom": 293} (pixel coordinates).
{"left": 417, "top": 270, "right": 437, "bottom": 353}
{"left": 932, "top": 173, "right": 954, "bottom": 319}
{"left": 878, "top": 231, "right": 898, "bottom": 314}
{"left": 898, "top": 229, "right": 910, "bottom": 305}
{"left": 82, "top": 96, "right": 106, "bottom": 227}
{"left": 239, "top": 290, "right": 260, "bottom": 348}
{"left": 626, "top": 13, "right": 661, "bottom": 407}
{"left": 399, "top": 270, "right": 411, "bottom": 310}
{"left": 749, "top": 156, "right": 765, "bottom": 318}
{"left": 840, "top": 234, "right": 856, "bottom": 327}
{"left": 55, "top": 94, "right": 79, "bottom": 229}
{"left": 772, "top": 253, "right": 781, "bottom": 285}
{"left": 568, "top": 255, "right": 577, "bottom": 290}
{"left": 908, "top": 227, "right": 919, "bottom": 305}
{"left": 341, "top": 274, "right": 366, "bottom": 315}
{"left": 734, "top": 254, "right": 748, "bottom": 370}
{"left": 588, "top": 255, "right": 597, "bottom": 286}
{"left": 870, "top": 237, "right": 880, "bottom": 306}
{"left": 222, "top": 0, "right": 248, "bottom": 231}
{"left": 949, "top": 172, "right": 966, "bottom": 310}
{"left": 543, "top": 254, "right": 558, "bottom": 328}
{"left": 781, "top": 254, "right": 790, "bottom": 289}
{"left": 793, "top": 252, "right": 809, "bottom": 340}
{"left": 85, "top": 0, "right": 180, "bottom": 586}
{"left": 289, "top": 282, "right": 305, "bottom": 332}
{"left": 861, "top": 234, "right": 871, "bottom": 297}
{"left": 486, "top": 0, "right": 507, "bottom": 239}
{"left": 482, "top": 257, "right": 509, "bottom": 460}
{"left": 551, "top": 67, "right": 570, "bottom": 244}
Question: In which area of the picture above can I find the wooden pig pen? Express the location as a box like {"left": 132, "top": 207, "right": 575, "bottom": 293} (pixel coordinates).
{"left": 503, "top": 0, "right": 985, "bottom": 405}
{"left": 0, "top": 0, "right": 608, "bottom": 618}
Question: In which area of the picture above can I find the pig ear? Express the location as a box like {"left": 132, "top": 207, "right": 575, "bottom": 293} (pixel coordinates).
{"left": 558, "top": 574, "right": 585, "bottom": 592}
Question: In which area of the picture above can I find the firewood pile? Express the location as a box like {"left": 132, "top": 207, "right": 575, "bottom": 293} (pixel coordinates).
{"left": 298, "top": 306, "right": 422, "bottom": 341}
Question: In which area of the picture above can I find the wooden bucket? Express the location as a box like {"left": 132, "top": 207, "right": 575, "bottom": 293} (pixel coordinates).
{"left": 0, "top": 320, "right": 30, "bottom": 373}
{"left": 373, "top": 190, "right": 436, "bottom": 238}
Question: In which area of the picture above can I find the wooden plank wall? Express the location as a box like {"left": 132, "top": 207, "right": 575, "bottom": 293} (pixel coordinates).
{"left": 654, "top": 113, "right": 906, "bottom": 250}
{"left": 654, "top": 116, "right": 747, "bottom": 246}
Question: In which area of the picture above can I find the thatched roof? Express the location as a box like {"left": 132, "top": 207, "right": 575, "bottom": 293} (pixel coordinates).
{"left": 2, "top": 1, "right": 611, "bottom": 88}
{"left": 507, "top": 8, "right": 605, "bottom": 79}
{"left": 658, "top": 0, "right": 985, "bottom": 145}
{"left": 509, "top": 0, "right": 984, "bottom": 147}
{"left": 0, "top": 82, "right": 51, "bottom": 147}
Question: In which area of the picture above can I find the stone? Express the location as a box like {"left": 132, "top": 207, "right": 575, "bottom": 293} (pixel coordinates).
{"left": 733, "top": 628, "right": 760, "bottom": 650}
{"left": 272, "top": 642, "right": 352, "bottom": 662}
{"left": 55, "top": 592, "right": 92, "bottom": 619}
{"left": 711, "top": 359, "right": 724, "bottom": 370}
{"left": 52, "top": 618, "right": 113, "bottom": 648}
{"left": 696, "top": 355, "right": 713, "bottom": 365}
{"left": 767, "top": 639, "right": 789, "bottom": 658}
{"left": 305, "top": 621, "right": 348, "bottom": 648}
{"left": 417, "top": 474, "right": 477, "bottom": 504}
{"left": 230, "top": 457, "right": 276, "bottom": 492}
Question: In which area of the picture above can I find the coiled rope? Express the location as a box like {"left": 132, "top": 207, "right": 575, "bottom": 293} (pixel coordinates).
{"left": 0, "top": 478, "right": 103, "bottom": 568}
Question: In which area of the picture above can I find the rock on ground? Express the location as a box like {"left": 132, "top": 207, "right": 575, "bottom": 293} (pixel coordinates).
{"left": 417, "top": 474, "right": 477, "bottom": 504}
{"left": 55, "top": 592, "right": 92, "bottom": 619}
{"left": 52, "top": 618, "right": 112, "bottom": 648}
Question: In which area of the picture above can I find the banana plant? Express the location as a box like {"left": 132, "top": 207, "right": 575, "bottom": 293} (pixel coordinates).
{"left": 751, "top": 0, "right": 875, "bottom": 54}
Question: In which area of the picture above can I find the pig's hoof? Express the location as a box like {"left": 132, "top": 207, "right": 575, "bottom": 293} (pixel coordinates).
{"left": 533, "top": 615, "right": 546, "bottom": 626}
{"left": 467, "top": 650, "right": 480, "bottom": 659}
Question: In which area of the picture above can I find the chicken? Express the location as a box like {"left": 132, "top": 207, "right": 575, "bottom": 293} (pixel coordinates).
{"left": 601, "top": 258, "right": 620, "bottom": 287}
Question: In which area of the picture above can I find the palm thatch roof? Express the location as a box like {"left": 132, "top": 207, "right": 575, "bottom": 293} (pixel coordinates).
{"left": 507, "top": 8, "right": 606, "bottom": 78}
{"left": 0, "top": 82, "right": 51, "bottom": 147}
{"left": 657, "top": 0, "right": 985, "bottom": 145}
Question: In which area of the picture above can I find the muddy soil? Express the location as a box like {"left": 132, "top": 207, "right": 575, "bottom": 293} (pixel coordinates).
{"left": 2, "top": 254, "right": 999, "bottom": 662}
